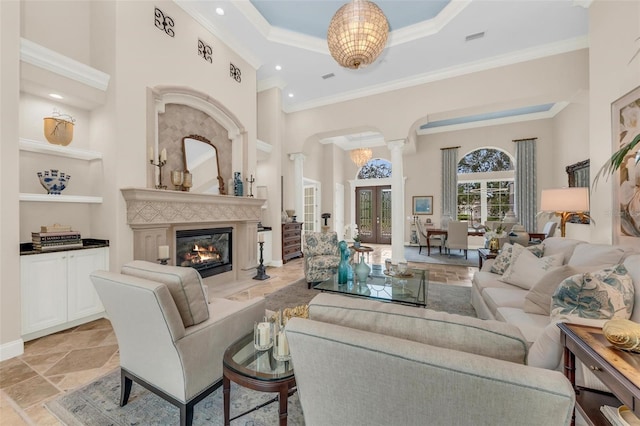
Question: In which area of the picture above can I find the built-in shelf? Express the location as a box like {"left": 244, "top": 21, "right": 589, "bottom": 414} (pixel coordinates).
{"left": 19, "top": 138, "right": 102, "bottom": 161}
{"left": 19, "top": 194, "right": 103, "bottom": 203}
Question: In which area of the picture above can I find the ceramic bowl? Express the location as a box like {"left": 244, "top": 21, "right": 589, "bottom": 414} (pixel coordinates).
{"left": 37, "top": 169, "right": 70, "bottom": 195}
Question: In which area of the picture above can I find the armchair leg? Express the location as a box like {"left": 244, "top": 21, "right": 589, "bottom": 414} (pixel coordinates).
{"left": 120, "top": 369, "right": 133, "bottom": 406}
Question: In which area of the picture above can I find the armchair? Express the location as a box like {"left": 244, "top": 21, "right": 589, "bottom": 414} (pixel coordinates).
{"left": 286, "top": 294, "right": 574, "bottom": 426}
{"left": 90, "top": 261, "right": 265, "bottom": 426}
{"left": 304, "top": 231, "right": 340, "bottom": 288}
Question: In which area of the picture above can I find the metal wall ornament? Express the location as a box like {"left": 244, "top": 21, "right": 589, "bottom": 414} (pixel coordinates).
{"left": 154, "top": 7, "right": 175, "bottom": 38}
{"left": 198, "top": 39, "right": 212, "bottom": 63}
{"left": 230, "top": 63, "right": 242, "bottom": 83}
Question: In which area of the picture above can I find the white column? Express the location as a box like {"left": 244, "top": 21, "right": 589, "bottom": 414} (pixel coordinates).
{"left": 388, "top": 139, "right": 406, "bottom": 263}
{"left": 289, "top": 153, "right": 305, "bottom": 221}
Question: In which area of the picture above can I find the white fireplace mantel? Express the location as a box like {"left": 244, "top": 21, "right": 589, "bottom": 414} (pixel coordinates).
{"left": 121, "top": 187, "right": 265, "bottom": 284}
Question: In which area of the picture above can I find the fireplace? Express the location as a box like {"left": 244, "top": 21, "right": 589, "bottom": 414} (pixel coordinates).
{"left": 176, "top": 227, "right": 232, "bottom": 278}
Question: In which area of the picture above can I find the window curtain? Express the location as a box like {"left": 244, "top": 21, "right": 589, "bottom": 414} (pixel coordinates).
{"left": 441, "top": 147, "right": 459, "bottom": 219}
{"left": 514, "top": 138, "right": 537, "bottom": 232}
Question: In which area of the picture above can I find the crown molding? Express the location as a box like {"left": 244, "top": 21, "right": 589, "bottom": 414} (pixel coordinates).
{"left": 175, "top": 0, "right": 262, "bottom": 69}
{"left": 283, "top": 36, "right": 588, "bottom": 113}
{"left": 257, "top": 76, "right": 288, "bottom": 93}
{"left": 20, "top": 38, "right": 110, "bottom": 91}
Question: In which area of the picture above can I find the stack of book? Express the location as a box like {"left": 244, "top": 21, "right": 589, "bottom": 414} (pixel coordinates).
{"left": 32, "top": 226, "right": 82, "bottom": 251}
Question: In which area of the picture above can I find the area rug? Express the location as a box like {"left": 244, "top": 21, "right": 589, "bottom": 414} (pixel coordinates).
{"left": 46, "top": 370, "right": 305, "bottom": 426}
{"left": 404, "top": 245, "right": 480, "bottom": 267}
{"left": 266, "top": 277, "right": 476, "bottom": 318}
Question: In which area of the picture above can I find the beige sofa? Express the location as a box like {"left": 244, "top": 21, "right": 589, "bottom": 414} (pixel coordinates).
{"left": 286, "top": 293, "right": 575, "bottom": 426}
{"left": 91, "top": 261, "right": 265, "bottom": 426}
{"left": 471, "top": 237, "right": 640, "bottom": 370}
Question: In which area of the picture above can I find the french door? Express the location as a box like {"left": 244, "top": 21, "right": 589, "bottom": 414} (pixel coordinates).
{"left": 355, "top": 186, "right": 391, "bottom": 244}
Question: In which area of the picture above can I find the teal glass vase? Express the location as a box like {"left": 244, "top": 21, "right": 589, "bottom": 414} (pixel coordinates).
{"left": 338, "top": 240, "right": 349, "bottom": 284}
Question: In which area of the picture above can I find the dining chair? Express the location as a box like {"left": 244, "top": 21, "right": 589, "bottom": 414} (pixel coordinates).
{"left": 445, "top": 221, "right": 469, "bottom": 259}
{"left": 416, "top": 219, "right": 444, "bottom": 255}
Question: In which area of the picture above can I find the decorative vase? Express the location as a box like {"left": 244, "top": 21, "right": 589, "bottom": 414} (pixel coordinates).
{"left": 355, "top": 257, "right": 370, "bottom": 283}
{"left": 488, "top": 237, "right": 500, "bottom": 253}
{"left": 43, "top": 117, "right": 74, "bottom": 146}
{"left": 233, "top": 172, "right": 243, "bottom": 196}
{"left": 37, "top": 169, "right": 70, "bottom": 194}
{"left": 354, "top": 241, "right": 361, "bottom": 248}
{"left": 503, "top": 210, "right": 517, "bottom": 223}
{"left": 508, "top": 224, "right": 530, "bottom": 246}
{"left": 338, "top": 241, "right": 350, "bottom": 284}
{"left": 281, "top": 211, "right": 288, "bottom": 223}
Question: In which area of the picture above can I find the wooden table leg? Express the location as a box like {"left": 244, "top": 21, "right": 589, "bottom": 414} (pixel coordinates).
{"left": 278, "top": 384, "right": 288, "bottom": 426}
{"left": 427, "top": 237, "right": 431, "bottom": 256}
{"left": 223, "top": 374, "right": 231, "bottom": 426}
{"left": 563, "top": 346, "right": 576, "bottom": 426}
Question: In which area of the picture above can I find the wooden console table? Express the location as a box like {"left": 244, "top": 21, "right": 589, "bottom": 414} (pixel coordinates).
{"left": 559, "top": 322, "right": 640, "bottom": 426}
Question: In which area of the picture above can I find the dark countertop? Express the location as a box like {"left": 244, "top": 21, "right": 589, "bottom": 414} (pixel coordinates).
{"left": 20, "top": 239, "right": 109, "bottom": 256}
{"left": 258, "top": 227, "right": 272, "bottom": 231}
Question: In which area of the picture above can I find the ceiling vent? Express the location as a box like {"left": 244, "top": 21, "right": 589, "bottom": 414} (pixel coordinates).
{"left": 322, "top": 73, "right": 335, "bottom": 80}
{"left": 465, "top": 31, "right": 485, "bottom": 42}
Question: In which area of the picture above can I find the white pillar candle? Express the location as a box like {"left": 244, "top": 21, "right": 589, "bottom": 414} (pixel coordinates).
{"left": 158, "top": 245, "right": 169, "bottom": 259}
{"left": 257, "top": 322, "right": 271, "bottom": 346}
{"left": 148, "top": 146, "right": 154, "bottom": 162}
{"left": 258, "top": 232, "right": 265, "bottom": 243}
{"left": 276, "top": 331, "right": 289, "bottom": 356}
{"left": 160, "top": 148, "right": 167, "bottom": 163}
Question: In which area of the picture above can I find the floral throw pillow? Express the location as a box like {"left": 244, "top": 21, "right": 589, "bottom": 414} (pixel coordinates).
{"left": 551, "top": 264, "right": 634, "bottom": 320}
{"left": 490, "top": 242, "right": 545, "bottom": 275}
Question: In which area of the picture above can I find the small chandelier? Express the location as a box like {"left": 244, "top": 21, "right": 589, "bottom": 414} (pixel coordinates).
{"left": 350, "top": 148, "right": 372, "bottom": 167}
{"left": 327, "top": 0, "right": 389, "bottom": 70}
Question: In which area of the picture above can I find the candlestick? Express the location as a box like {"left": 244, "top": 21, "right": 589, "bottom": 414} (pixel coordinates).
{"left": 150, "top": 152, "right": 167, "bottom": 190}
{"left": 246, "top": 174, "right": 255, "bottom": 197}
{"left": 254, "top": 240, "right": 270, "bottom": 280}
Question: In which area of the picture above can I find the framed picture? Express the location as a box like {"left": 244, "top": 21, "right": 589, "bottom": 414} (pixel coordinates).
{"left": 611, "top": 85, "right": 640, "bottom": 243}
{"left": 412, "top": 196, "right": 433, "bottom": 215}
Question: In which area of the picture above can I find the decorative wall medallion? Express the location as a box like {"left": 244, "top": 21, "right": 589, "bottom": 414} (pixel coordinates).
{"left": 154, "top": 7, "right": 175, "bottom": 38}
{"left": 230, "top": 63, "right": 242, "bottom": 83}
{"left": 198, "top": 39, "right": 212, "bottom": 63}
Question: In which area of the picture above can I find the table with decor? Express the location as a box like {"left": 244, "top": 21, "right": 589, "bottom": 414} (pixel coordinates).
{"left": 223, "top": 332, "right": 296, "bottom": 426}
{"left": 477, "top": 248, "right": 499, "bottom": 269}
{"left": 349, "top": 244, "right": 374, "bottom": 263}
{"left": 426, "top": 228, "right": 485, "bottom": 256}
{"left": 315, "top": 267, "right": 428, "bottom": 308}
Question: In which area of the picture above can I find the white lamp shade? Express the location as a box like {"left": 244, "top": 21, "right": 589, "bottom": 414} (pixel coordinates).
{"left": 540, "top": 187, "right": 590, "bottom": 212}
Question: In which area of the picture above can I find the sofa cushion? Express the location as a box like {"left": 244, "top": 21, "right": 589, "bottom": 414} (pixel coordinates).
{"left": 490, "top": 243, "right": 544, "bottom": 275}
{"left": 500, "top": 246, "right": 564, "bottom": 290}
{"left": 540, "top": 237, "right": 585, "bottom": 263}
{"left": 551, "top": 264, "right": 634, "bottom": 321}
{"left": 567, "top": 243, "right": 625, "bottom": 269}
{"left": 306, "top": 254, "right": 340, "bottom": 269}
{"left": 121, "top": 260, "right": 209, "bottom": 327}
{"left": 308, "top": 293, "right": 529, "bottom": 364}
{"left": 473, "top": 270, "right": 518, "bottom": 293}
{"left": 524, "top": 266, "right": 582, "bottom": 315}
{"left": 482, "top": 287, "right": 528, "bottom": 317}
{"left": 495, "top": 307, "right": 550, "bottom": 344}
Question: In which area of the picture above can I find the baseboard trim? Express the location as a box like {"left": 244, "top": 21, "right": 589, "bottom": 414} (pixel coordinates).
{"left": 0, "top": 338, "right": 24, "bottom": 361}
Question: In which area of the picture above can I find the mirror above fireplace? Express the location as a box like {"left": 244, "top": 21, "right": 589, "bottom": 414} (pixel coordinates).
{"left": 182, "top": 134, "right": 226, "bottom": 195}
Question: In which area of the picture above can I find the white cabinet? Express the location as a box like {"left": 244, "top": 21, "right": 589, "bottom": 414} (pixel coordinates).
{"left": 21, "top": 247, "right": 108, "bottom": 339}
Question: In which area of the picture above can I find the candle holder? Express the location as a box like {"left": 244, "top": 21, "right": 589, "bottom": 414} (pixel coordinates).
{"left": 246, "top": 174, "right": 255, "bottom": 197}
{"left": 171, "top": 170, "right": 184, "bottom": 191}
{"left": 157, "top": 257, "right": 169, "bottom": 265}
{"left": 254, "top": 241, "right": 270, "bottom": 280}
{"left": 150, "top": 155, "right": 167, "bottom": 189}
{"left": 254, "top": 320, "right": 273, "bottom": 351}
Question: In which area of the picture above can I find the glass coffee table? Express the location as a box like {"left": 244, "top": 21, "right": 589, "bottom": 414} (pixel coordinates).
{"left": 314, "top": 267, "right": 428, "bottom": 307}
{"left": 223, "top": 333, "right": 296, "bottom": 426}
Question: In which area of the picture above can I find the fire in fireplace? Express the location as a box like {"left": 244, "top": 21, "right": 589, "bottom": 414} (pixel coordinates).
{"left": 176, "top": 227, "right": 232, "bottom": 278}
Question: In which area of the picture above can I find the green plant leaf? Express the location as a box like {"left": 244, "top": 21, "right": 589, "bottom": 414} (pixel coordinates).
{"left": 593, "top": 133, "right": 640, "bottom": 188}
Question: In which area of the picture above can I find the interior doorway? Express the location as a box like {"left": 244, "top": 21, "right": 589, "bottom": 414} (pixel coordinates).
{"left": 355, "top": 186, "right": 391, "bottom": 244}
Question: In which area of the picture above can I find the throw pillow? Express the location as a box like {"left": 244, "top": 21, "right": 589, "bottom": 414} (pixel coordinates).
{"left": 523, "top": 265, "right": 581, "bottom": 315}
{"left": 489, "top": 243, "right": 545, "bottom": 275}
{"left": 567, "top": 243, "right": 625, "bottom": 269}
{"left": 551, "top": 264, "right": 635, "bottom": 320}
{"left": 499, "top": 245, "right": 563, "bottom": 290}
{"left": 121, "top": 260, "right": 209, "bottom": 327}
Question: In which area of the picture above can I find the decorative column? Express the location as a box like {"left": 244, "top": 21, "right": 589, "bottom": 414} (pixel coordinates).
{"left": 388, "top": 139, "right": 406, "bottom": 263}
{"left": 289, "top": 153, "right": 305, "bottom": 221}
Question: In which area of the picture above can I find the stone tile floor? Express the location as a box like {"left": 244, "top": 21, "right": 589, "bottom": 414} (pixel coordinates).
{"left": 0, "top": 244, "right": 475, "bottom": 425}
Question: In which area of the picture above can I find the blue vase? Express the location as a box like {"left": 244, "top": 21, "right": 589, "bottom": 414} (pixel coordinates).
{"left": 338, "top": 240, "right": 349, "bottom": 284}
{"left": 233, "top": 172, "right": 243, "bottom": 196}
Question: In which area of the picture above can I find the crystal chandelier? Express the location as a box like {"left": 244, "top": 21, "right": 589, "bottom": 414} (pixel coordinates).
{"left": 350, "top": 148, "right": 373, "bottom": 167}
{"left": 327, "top": 0, "right": 389, "bottom": 70}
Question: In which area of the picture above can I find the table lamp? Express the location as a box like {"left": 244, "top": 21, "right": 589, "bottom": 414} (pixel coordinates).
{"left": 540, "top": 187, "right": 591, "bottom": 237}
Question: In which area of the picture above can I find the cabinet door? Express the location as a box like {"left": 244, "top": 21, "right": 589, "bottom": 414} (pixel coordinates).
{"left": 67, "top": 248, "right": 107, "bottom": 321}
{"left": 21, "top": 252, "right": 68, "bottom": 334}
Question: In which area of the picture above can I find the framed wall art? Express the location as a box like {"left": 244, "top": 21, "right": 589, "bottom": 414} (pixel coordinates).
{"left": 412, "top": 196, "right": 433, "bottom": 215}
{"left": 611, "top": 85, "right": 640, "bottom": 243}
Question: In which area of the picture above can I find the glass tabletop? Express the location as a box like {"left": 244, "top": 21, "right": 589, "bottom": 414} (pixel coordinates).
{"left": 315, "top": 267, "right": 428, "bottom": 307}
{"left": 223, "top": 333, "right": 294, "bottom": 381}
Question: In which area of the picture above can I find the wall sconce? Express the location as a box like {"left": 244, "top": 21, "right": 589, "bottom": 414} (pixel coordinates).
{"left": 540, "top": 187, "right": 591, "bottom": 237}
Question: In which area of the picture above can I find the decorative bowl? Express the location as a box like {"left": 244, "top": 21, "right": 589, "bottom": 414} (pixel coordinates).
{"left": 43, "top": 117, "right": 74, "bottom": 146}
{"left": 602, "top": 319, "right": 640, "bottom": 353}
{"left": 37, "top": 169, "right": 70, "bottom": 195}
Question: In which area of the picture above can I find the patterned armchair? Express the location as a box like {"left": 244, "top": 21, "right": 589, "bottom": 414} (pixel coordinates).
{"left": 304, "top": 231, "right": 340, "bottom": 288}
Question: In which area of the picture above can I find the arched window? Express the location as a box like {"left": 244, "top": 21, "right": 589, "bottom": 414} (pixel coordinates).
{"left": 357, "top": 158, "right": 392, "bottom": 179}
{"left": 457, "top": 148, "right": 515, "bottom": 225}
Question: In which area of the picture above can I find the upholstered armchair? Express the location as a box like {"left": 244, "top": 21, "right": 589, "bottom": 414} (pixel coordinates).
{"left": 304, "top": 231, "right": 340, "bottom": 288}
{"left": 90, "top": 261, "right": 265, "bottom": 426}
